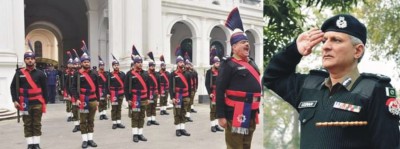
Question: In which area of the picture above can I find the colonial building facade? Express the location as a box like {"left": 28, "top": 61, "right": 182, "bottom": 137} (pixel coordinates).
{"left": 0, "top": 0, "right": 263, "bottom": 111}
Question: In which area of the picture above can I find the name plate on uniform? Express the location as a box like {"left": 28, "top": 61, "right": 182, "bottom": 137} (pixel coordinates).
{"left": 298, "top": 101, "right": 317, "bottom": 108}
{"left": 333, "top": 101, "right": 361, "bottom": 113}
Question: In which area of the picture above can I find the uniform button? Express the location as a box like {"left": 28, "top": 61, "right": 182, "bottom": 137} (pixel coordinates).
{"left": 302, "top": 119, "right": 306, "bottom": 123}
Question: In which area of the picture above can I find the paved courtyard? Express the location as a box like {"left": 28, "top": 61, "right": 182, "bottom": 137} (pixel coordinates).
{"left": 0, "top": 101, "right": 263, "bottom": 149}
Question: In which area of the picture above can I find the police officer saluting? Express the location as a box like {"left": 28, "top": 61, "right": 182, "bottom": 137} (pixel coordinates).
{"left": 263, "top": 14, "right": 400, "bottom": 148}
{"left": 158, "top": 55, "right": 170, "bottom": 115}
{"left": 124, "top": 45, "right": 149, "bottom": 143}
{"left": 97, "top": 56, "right": 109, "bottom": 120}
{"left": 107, "top": 54, "right": 126, "bottom": 129}
{"left": 216, "top": 7, "right": 262, "bottom": 149}
{"left": 71, "top": 41, "right": 99, "bottom": 148}
{"left": 11, "top": 44, "right": 48, "bottom": 149}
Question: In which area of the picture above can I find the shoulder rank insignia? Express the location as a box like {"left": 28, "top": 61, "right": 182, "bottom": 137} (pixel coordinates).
{"left": 333, "top": 101, "right": 361, "bottom": 113}
{"left": 386, "top": 87, "right": 396, "bottom": 97}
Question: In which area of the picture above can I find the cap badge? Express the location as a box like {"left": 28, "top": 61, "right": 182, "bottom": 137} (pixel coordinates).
{"left": 336, "top": 16, "right": 347, "bottom": 28}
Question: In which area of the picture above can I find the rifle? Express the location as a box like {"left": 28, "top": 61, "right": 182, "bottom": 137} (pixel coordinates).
{"left": 15, "top": 57, "right": 20, "bottom": 123}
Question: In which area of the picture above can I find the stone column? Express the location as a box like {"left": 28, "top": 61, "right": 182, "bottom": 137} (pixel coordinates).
{"left": 146, "top": 0, "right": 162, "bottom": 59}
{"left": 87, "top": 9, "right": 100, "bottom": 67}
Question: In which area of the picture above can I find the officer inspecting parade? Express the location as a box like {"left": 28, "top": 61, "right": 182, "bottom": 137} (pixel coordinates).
{"left": 263, "top": 14, "right": 400, "bottom": 148}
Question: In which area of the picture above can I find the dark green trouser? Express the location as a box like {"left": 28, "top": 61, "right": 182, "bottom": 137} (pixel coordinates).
{"left": 210, "top": 103, "right": 217, "bottom": 121}
{"left": 173, "top": 97, "right": 190, "bottom": 125}
{"left": 66, "top": 100, "right": 72, "bottom": 113}
{"left": 80, "top": 101, "right": 97, "bottom": 134}
{"left": 159, "top": 91, "right": 169, "bottom": 106}
{"left": 131, "top": 100, "right": 148, "bottom": 128}
{"left": 146, "top": 94, "right": 158, "bottom": 117}
{"left": 98, "top": 96, "right": 107, "bottom": 112}
{"left": 23, "top": 104, "right": 43, "bottom": 137}
{"left": 72, "top": 105, "right": 79, "bottom": 121}
{"left": 189, "top": 91, "right": 196, "bottom": 108}
{"left": 111, "top": 96, "right": 124, "bottom": 121}
{"left": 225, "top": 119, "right": 256, "bottom": 149}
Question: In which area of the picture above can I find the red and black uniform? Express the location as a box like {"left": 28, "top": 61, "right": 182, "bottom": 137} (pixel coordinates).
{"left": 158, "top": 70, "right": 170, "bottom": 114}
{"left": 169, "top": 68, "right": 192, "bottom": 125}
{"left": 205, "top": 67, "right": 218, "bottom": 120}
{"left": 97, "top": 70, "right": 108, "bottom": 117}
{"left": 106, "top": 70, "right": 125, "bottom": 123}
{"left": 146, "top": 70, "right": 161, "bottom": 125}
{"left": 61, "top": 68, "right": 73, "bottom": 115}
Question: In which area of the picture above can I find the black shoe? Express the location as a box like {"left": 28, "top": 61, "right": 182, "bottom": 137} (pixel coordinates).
{"left": 112, "top": 124, "right": 117, "bottom": 129}
{"left": 99, "top": 115, "right": 104, "bottom": 120}
{"left": 27, "top": 144, "right": 34, "bottom": 149}
{"left": 72, "top": 125, "right": 80, "bottom": 132}
{"left": 146, "top": 121, "right": 152, "bottom": 126}
{"left": 185, "top": 117, "right": 193, "bottom": 122}
{"left": 81, "top": 141, "right": 88, "bottom": 148}
{"left": 138, "top": 135, "right": 147, "bottom": 141}
{"left": 211, "top": 126, "right": 217, "bottom": 132}
{"left": 190, "top": 109, "right": 197, "bottom": 113}
{"left": 160, "top": 111, "right": 164, "bottom": 115}
{"left": 87, "top": 140, "right": 97, "bottom": 147}
{"left": 164, "top": 111, "right": 169, "bottom": 115}
{"left": 33, "top": 144, "right": 41, "bottom": 149}
{"left": 180, "top": 129, "right": 191, "bottom": 136}
{"left": 103, "top": 115, "right": 108, "bottom": 120}
{"left": 67, "top": 117, "right": 72, "bottom": 122}
{"left": 133, "top": 135, "right": 139, "bottom": 142}
{"left": 151, "top": 121, "right": 160, "bottom": 125}
{"left": 117, "top": 123, "right": 125, "bottom": 128}
{"left": 215, "top": 125, "right": 224, "bottom": 132}
{"left": 175, "top": 130, "right": 182, "bottom": 137}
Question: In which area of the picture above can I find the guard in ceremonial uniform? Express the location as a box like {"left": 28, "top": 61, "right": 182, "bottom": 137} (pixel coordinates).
{"left": 11, "top": 47, "right": 48, "bottom": 149}
{"left": 216, "top": 8, "right": 261, "bottom": 149}
{"left": 70, "top": 49, "right": 81, "bottom": 133}
{"left": 146, "top": 52, "right": 161, "bottom": 126}
{"left": 184, "top": 59, "right": 195, "bottom": 122}
{"left": 97, "top": 56, "right": 109, "bottom": 120}
{"left": 263, "top": 14, "right": 400, "bottom": 149}
{"left": 61, "top": 51, "right": 74, "bottom": 122}
{"left": 107, "top": 54, "right": 126, "bottom": 129}
{"left": 170, "top": 51, "right": 191, "bottom": 137}
{"left": 124, "top": 45, "right": 149, "bottom": 142}
{"left": 158, "top": 55, "right": 170, "bottom": 115}
{"left": 71, "top": 42, "right": 99, "bottom": 148}
{"left": 205, "top": 55, "right": 224, "bottom": 133}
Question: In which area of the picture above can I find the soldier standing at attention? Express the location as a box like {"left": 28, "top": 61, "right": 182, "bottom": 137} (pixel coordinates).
{"left": 70, "top": 49, "right": 81, "bottom": 133}
{"left": 263, "top": 14, "right": 400, "bottom": 149}
{"left": 184, "top": 59, "right": 195, "bottom": 122}
{"left": 158, "top": 55, "right": 170, "bottom": 115}
{"left": 205, "top": 55, "right": 224, "bottom": 133}
{"left": 216, "top": 7, "right": 262, "bottom": 149}
{"left": 61, "top": 51, "right": 74, "bottom": 122}
{"left": 97, "top": 56, "right": 109, "bottom": 120}
{"left": 71, "top": 42, "right": 99, "bottom": 148}
{"left": 124, "top": 45, "right": 149, "bottom": 143}
{"left": 107, "top": 54, "right": 126, "bottom": 129}
{"left": 146, "top": 52, "right": 161, "bottom": 126}
{"left": 10, "top": 47, "right": 48, "bottom": 149}
{"left": 170, "top": 51, "right": 191, "bottom": 137}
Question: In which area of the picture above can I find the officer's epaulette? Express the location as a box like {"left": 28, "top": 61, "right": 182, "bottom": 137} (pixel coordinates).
{"left": 361, "top": 73, "right": 391, "bottom": 83}
{"left": 222, "top": 56, "right": 231, "bottom": 62}
{"left": 309, "top": 68, "right": 329, "bottom": 78}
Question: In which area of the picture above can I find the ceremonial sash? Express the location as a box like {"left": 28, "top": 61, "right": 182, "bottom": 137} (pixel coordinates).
{"left": 110, "top": 72, "right": 124, "bottom": 105}
{"left": 211, "top": 69, "right": 218, "bottom": 104}
{"left": 78, "top": 70, "right": 96, "bottom": 113}
{"left": 149, "top": 73, "right": 158, "bottom": 103}
{"left": 160, "top": 72, "right": 169, "bottom": 96}
{"left": 225, "top": 90, "right": 261, "bottom": 135}
{"left": 19, "top": 68, "right": 46, "bottom": 114}
{"left": 131, "top": 71, "right": 147, "bottom": 111}
{"left": 98, "top": 72, "right": 106, "bottom": 99}
{"left": 231, "top": 58, "right": 261, "bottom": 86}
{"left": 174, "top": 71, "right": 189, "bottom": 108}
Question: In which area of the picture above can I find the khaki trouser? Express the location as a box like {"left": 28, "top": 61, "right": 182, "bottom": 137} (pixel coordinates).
{"left": 189, "top": 91, "right": 195, "bottom": 108}
{"left": 225, "top": 119, "right": 256, "bottom": 149}
{"left": 80, "top": 101, "right": 97, "bottom": 134}
{"left": 173, "top": 97, "right": 190, "bottom": 125}
{"left": 66, "top": 100, "right": 72, "bottom": 113}
{"left": 23, "top": 104, "right": 43, "bottom": 137}
{"left": 98, "top": 96, "right": 108, "bottom": 112}
{"left": 146, "top": 94, "right": 158, "bottom": 117}
{"left": 159, "top": 91, "right": 169, "bottom": 106}
{"left": 210, "top": 102, "right": 217, "bottom": 121}
{"left": 111, "top": 96, "right": 124, "bottom": 121}
{"left": 72, "top": 105, "right": 79, "bottom": 121}
{"left": 131, "top": 99, "right": 148, "bottom": 128}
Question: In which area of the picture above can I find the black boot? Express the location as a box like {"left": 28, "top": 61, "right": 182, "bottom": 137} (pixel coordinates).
{"left": 99, "top": 115, "right": 104, "bottom": 120}
{"left": 211, "top": 126, "right": 217, "bottom": 132}
{"left": 33, "top": 144, "right": 41, "bottom": 149}
{"left": 146, "top": 121, "right": 152, "bottom": 126}
{"left": 151, "top": 121, "right": 160, "bottom": 125}
{"left": 175, "top": 130, "right": 182, "bottom": 137}
{"left": 27, "top": 144, "right": 34, "bottom": 149}
{"left": 180, "top": 129, "right": 191, "bottom": 136}
{"left": 133, "top": 135, "right": 139, "bottom": 142}
{"left": 87, "top": 140, "right": 97, "bottom": 147}
{"left": 160, "top": 111, "right": 164, "bottom": 115}
{"left": 72, "top": 125, "right": 80, "bottom": 132}
{"left": 117, "top": 123, "right": 125, "bottom": 128}
{"left": 81, "top": 141, "right": 88, "bottom": 148}
{"left": 164, "top": 110, "right": 170, "bottom": 115}
{"left": 215, "top": 125, "right": 224, "bottom": 132}
{"left": 67, "top": 117, "right": 72, "bottom": 122}
{"left": 190, "top": 109, "right": 197, "bottom": 113}
{"left": 112, "top": 124, "right": 117, "bottom": 129}
{"left": 138, "top": 135, "right": 147, "bottom": 141}
{"left": 103, "top": 115, "right": 108, "bottom": 120}
{"left": 185, "top": 117, "right": 193, "bottom": 122}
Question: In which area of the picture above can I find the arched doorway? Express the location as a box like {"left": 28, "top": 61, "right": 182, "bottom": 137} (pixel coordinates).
{"left": 170, "top": 21, "right": 193, "bottom": 64}
{"left": 209, "top": 26, "right": 228, "bottom": 65}
{"left": 26, "top": 28, "right": 59, "bottom": 70}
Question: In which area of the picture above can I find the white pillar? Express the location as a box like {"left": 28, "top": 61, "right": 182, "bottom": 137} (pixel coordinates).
{"left": 254, "top": 42, "right": 263, "bottom": 70}
{"left": 108, "top": 0, "right": 125, "bottom": 69}
{"left": 0, "top": 0, "right": 24, "bottom": 111}
{"left": 125, "top": 0, "right": 143, "bottom": 56}
{"left": 147, "top": 0, "right": 162, "bottom": 58}
{"left": 87, "top": 9, "right": 100, "bottom": 67}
